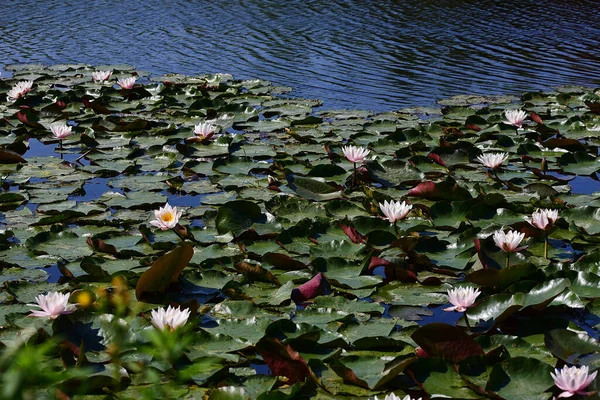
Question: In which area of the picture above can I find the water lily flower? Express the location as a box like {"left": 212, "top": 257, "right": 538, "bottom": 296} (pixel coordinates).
{"left": 28, "top": 291, "right": 76, "bottom": 319}
{"left": 373, "top": 394, "right": 421, "bottom": 400}
{"left": 150, "top": 203, "right": 182, "bottom": 230}
{"left": 342, "top": 145, "right": 370, "bottom": 163}
{"left": 92, "top": 70, "right": 113, "bottom": 82}
{"left": 525, "top": 208, "right": 559, "bottom": 259}
{"left": 476, "top": 152, "right": 509, "bottom": 169}
{"left": 504, "top": 109, "right": 527, "bottom": 128}
{"left": 117, "top": 76, "right": 137, "bottom": 89}
{"left": 494, "top": 229, "right": 526, "bottom": 267}
{"left": 525, "top": 208, "right": 558, "bottom": 230}
{"left": 342, "top": 145, "right": 370, "bottom": 187}
{"left": 194, "top": 122, "right": 216, "bottom": 140}
{"left": 551, "top": 365, "right": 597, "bottom": 398}
{"left": 379, "top": 200, "right": 412, "bottom": 223}
{"left": 150, "top": 305, "right": 191, "bottom": 331}
{"left": 493, "top": 230, "right": 526, "bottom": 253}
{"left": 7, "top": 80, "right": 34, "bottom": 100}
{"left": 49, "top": 122, "right": 73, "bottom": 140}
{"left": 444, "top": 287, "right": 481, "bottom": 312}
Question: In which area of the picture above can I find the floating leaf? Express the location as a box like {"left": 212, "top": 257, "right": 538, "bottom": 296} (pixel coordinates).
{"left": 136, "top": 243, "right": 194, "bottom": 301}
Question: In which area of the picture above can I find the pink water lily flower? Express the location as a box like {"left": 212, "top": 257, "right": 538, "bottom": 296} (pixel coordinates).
{"left": 342, "top": 145, "right": 370, "bottom": 163}
{"left": 28, "top": 291, "right": 76, "bottom": 319}
{"left": 7, "top": 80, "right": 34, "bottom": 100}
{"left": 150, "top": 203, "right": 182, "bottom": 230}
{"left": 551, "top": 365, "right": 597, "bottom": 398}
{"left": 525, "top": 208, "right": 558, "bottom": 230}
{"left": 151, "top": 305, "right": 191, "bottom": 331}
{"left": 92, "top": 70, "right": 113, "bottom": 82}
{"left": 194, "top": 122, "right": 217, "bottom": 140}
{"left": 117, "top": 76, "right": 137, "bottom": 89}
{"left": 379, "top": 200, "right": 412, "bottom": 223}
{"left": 504, "top": 109, "right": 527, "bottom": 128}
{"left": 476, "top": 152, "right": 509, "bottom": 169}
{"left": 444, "top": 287, "right": 481, "bottom": 312}
{"left": 493, "top": 230, "right": 526, "bottom": 253}
{"left": 49, "top": 122, "right": 73, "bottom": 140}
{"left": 373, "top": 394, "right": 422, "bottom": 400}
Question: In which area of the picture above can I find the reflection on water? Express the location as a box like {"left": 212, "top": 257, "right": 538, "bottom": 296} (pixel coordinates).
{"left": 1, "top": 1, "right": 599, "bottom": 111}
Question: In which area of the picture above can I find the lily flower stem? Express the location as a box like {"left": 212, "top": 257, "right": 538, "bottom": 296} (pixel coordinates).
{"left": 464, "top": 312, "right": 472, "bottom": 334}
{"left": 492, "top": 168, "right": 503, "bottom": 185}
{"left": 172, "top": 228, "right": 186, "bottom": 243}
{"left": 393, "top": 221, "right": 400, "bottom": 237}
{"left": 352, "top": 162, "right": 357, "bottom": 187}
{"left": 506, "top": 252, "right": 510, "bottom": 269}
{"left": 544, "top": 232, "right": 549, "bottom": 259}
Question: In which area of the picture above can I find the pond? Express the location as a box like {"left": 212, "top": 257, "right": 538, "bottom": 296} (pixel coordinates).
{"left": 1, "top": 0, "right": 599, "bottom": 111}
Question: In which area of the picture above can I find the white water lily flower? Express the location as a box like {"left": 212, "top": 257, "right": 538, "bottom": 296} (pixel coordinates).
{"left": 551, "top": 365, "right": 597, "bottom": 398}
{"left": 504, "top": 109, "right": 527, "bottom": 127}
{"left": 149, "top": 203, "right": 182, "bottom": 230}
{"left": 342, "top": 145, "right": 370, "bottom": 163}
{"left": 28, "top": 291, "right": 76, "bottom": 319}
{"left": 150, "top": 305, "right": 191, "bottom": 331}
{"left": 92, "top": 70, "right": 113, "bottom": 82}
{"left": 49, "top": 122, "right": 73, "bottom": 140}
{"left": 117, "top": 76, "right": 137, "bottom": 89}
{"left": 373, "top": 394, "right": 422, "bottom": 400}
{"left": 444, "top": 287, "right": 481, "bottom": 312}
{"left": 476, "top": 152, "right": 509, "bottom": 169}
{"left": 524, "top": 208, "right": 558, "bottom": 230}
{"left": 193, "top": 122, "right": 216, "bottom": 140}
{"left": 493, "top": 230, "right": 526, "bottom": 253}
{"left": 379, "top": 200, "right": 412, "bottom": 223}
{"left": 7, "top": 80, "right": 34, "bottom": 100}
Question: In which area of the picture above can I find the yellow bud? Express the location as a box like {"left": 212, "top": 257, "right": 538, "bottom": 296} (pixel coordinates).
{"left": 71, "top": 290, "right": 96, "bottom": 309}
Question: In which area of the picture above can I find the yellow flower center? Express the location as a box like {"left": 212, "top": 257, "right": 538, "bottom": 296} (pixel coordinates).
{"left": 162, "top": 212, "right": 174, "bottom": 222}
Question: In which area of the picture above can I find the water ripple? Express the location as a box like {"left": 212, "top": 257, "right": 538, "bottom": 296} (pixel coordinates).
{"left": 1, "top": 0, "right": 599, "bottom": 111}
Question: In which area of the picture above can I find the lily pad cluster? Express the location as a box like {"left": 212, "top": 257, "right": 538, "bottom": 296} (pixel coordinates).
{"left": 1, "top": 64, "right": 600, "bottom": 399}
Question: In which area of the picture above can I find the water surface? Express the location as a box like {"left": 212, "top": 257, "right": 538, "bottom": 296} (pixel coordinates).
{"left": 1, "top": 0, "right": 599, "bottom": 111}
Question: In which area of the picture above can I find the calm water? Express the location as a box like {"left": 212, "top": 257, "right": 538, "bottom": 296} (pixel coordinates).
{"left": 1, "top": 0, "right": 599, "bottom": 112}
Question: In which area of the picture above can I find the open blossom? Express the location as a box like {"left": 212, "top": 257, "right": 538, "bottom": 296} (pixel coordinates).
{"left": 49, "top": 122, "right": 73, "bottom": 140}
{"left": 493, "top": 230, "right": 526, "bottom": 253}
{"left": 373, "top": 394, "right": 421, "bottom": 400}
{"left": 504, "top": 109, "right": 527, "bottom": 127}
{"left": 444, "top": 287, "right": 481, "bottom": 312}
{"left": 551, "top": 365, "right": 597, "bottom": 398}
{"left": 7, "top": 80, "right": 34, "bottom": 100}
{"left": 379, "top": 200, "right": 412, "bottom": 223}
{"left": 525, "top": 208, "right": 558, "bottom": 230}
{"left": 476, "top": 152, "right": 509, "bottom": 169}
{"left": 150, "top": 203, "right": 182, "bottom": 230}
{"left": 151, "top": 306, "right": 191, "bottom": 331}
{"left": 92, "top": 70, "right": 113, "bottom": 82}
{"left": 342, "top": 145, "right": 370, "bottom": 163}
{"left": 194, "top": 122, "right": 216, "bottom": 140}
{"left": 28, "top": 291, "right": 76, "bottom": 319}
{"left": 117, "top": 76, "right": 137, "bottom": 89}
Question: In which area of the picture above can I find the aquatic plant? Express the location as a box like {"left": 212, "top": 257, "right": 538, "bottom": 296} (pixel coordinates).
{"left": 0, "top": 63, "right": 599, "bottom": 399}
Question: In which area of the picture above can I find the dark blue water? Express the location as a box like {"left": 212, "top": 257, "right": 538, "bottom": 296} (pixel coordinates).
{"left": 1, "top": 0, "right": 599, "bottom": 112}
